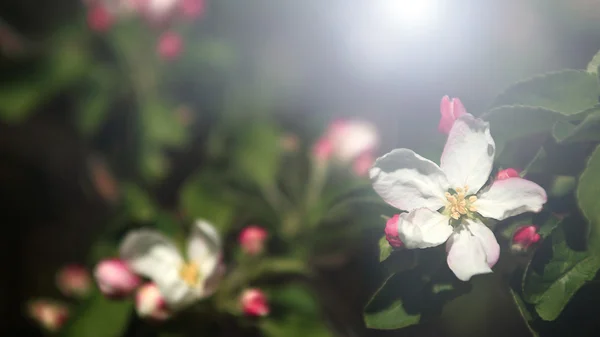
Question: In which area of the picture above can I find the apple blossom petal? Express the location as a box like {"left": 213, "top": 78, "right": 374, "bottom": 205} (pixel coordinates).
{"left": 187, "top": 219, "right": 221, "bottom": 278}
{"left": 465, "top": 219, "right": 500, "bottom": 268}
{"left": 440, "top": 115, "right": 495, "bottom": 194}
{"left": 476, "top": 177, "right": 547, "bottom": 220}
{"left": 397, "top": 208, "right": 453, "bottom": 249}
{"left": 153, "top": 267, "right": 203, "bottom": 309}
{"left": 120, "top": 229, "right": 183, "bottom": 282}
{"left": 370, "top": 149, "right": 449, "bottom": 211}
{"left": 446, "top": 227, "right": 493, "bottom": 281}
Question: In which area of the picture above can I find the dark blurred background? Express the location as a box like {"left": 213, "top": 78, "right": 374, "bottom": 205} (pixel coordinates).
{"left": 1, "top": 0, "right": 600, "bottom": 336}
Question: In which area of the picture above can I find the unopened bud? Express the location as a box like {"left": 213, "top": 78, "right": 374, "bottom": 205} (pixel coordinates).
{"left": 239, "top": 226, "right": 268, "bottom": 255}
{"left": 28, "top": 300, "right": 69, "bottom": 332}
{"left": 240, "top": 288, "right": 269, "bottom": 317}
{"left": 385, "top": 214, "right": 403, "bottom": 248}
{"left": 497, "top": 168, "right": 520, "bottom": 180}
{"left": 157, "top": 31, "right": 183, "bottom": 61}
{"left": 56, "top": 264, "right": 92, "bottom": 298}
{"left": 94, "top": 259, "right": 141, "bottom": 298}
{"left": 135, "top": 283, "right": 170, "bottom": 321}
{"left": 511, "top": 225, "right": 541, "bottom": 253}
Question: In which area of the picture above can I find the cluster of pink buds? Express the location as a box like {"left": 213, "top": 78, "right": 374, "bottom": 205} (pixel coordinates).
{"left": 312, "top": 119, "right": 379, "bottom": 176}
{"left": 84, "top": 0, "right": 207, "bottom": 60}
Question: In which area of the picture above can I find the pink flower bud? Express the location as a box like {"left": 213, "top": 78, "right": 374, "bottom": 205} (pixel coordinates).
{"left": 28, "top": 300, "right": 69, "bottom": 332}
{"left": 312, "top": 137, "right": 333, "bottom": 162}
{"left": 438, "top": 95, "right": 467, "bottom": 134}
{"left": 180, "top": 0, "right": 205, "bottom": 19}
{"left": 87, "top": 5, "right": 114, "bottom": 32}
{"left": 496, "top": 168, "right": 520, "bottom": 180}
{"left": 384, "top": 214, "right": 403, "bottom": 248}
{"left": 239, "top": 226, "right": 268, "bottom": 255}
{"left": 511, "top": 225, "right": 541, "bottom": 253}
{"left": 352, "top": 151, "right": 375, "bottom": 177}
{"left": 157, "top": 31, "right": 183, "bottom": 61}
{"left": 240, "top": 288, "right": 269, "bottom": 317}
{"left": 94, "top": 259, "right": 142, "bottom": 298}
{"left": 89, "top": 156, "right": 120, "bottom": 203}
{"left": 135, "top": 283, "right": 170, "bottom": 321}
{"left": 56, "top": 264, "right": 92, "bottom": 298}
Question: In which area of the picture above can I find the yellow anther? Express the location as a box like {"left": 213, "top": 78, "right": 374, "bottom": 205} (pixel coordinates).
{"left": 179, "top": 262, "right": 200, "bottom": 286}
{"left": 445, "top": 186, "right": 478, "bottom": 220}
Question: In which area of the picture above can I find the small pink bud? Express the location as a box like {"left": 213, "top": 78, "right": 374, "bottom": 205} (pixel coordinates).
{"left": 511, "top": 225, "right": 541, "bottom": 253}
{"left": 89, "top": 156, "right": 120, "bottom": 203}
{"left": 28, "top": 300, "right": 69, "bottom": 332}
{"left": 87, "top": 5, "right": 113, "bottom": 32}
{"left": 94, "top": 259, "right": 142, "bottom": 298}
{"left": 239, "top": 226, "right": 268, "bottom": 255}
{"left": 180, "top": 0, "right": 206, "bottom": 19}
{"left": 384, "top": 214, "right": 403, "bottom": 248}
{"left": 497, "top": 168, "right": 520, "bottom": 180}
{"left": 157, "top": 32, "right": 183, "bottom": 61}
{"left": 327, "top": 119, "right": 379, "bottom": 162}
{"left": 135, "top": 283, "right": 170, "bottom": 321}
{"left": 240, "top": 288, "right": 269, "bottom": 317}
{"left": 56, "top": 264, "right": 92, "bottom": 298}
{"left": 438, "top": 95, "right": 467, "bottom": 134}
{"left": 353, "top": 151, "right": 375, "bottom": 177}
{"left": 312, "top": 137, "right": 333, "bottom": 162}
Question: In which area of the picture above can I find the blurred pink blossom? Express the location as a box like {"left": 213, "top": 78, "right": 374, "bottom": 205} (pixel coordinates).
{"left": 56, "top": 264, "right": 92, "bottom": 298}
{"left": 239, "top": 226, "right": 268, "bottom": 255}
{"left": 94, "top": 259, "right": 142, "bottom": 298}
{"left": 240, "top": 288, "right": 269, "bottom": 317}
{"left": 157, "top": 31, "right": 183, "bottom": 61}
{"left": 135, "top": 283, "right": 171, "bottom": 320}
{"left": 438, "top": 95, "right": 468, "bottom": 134}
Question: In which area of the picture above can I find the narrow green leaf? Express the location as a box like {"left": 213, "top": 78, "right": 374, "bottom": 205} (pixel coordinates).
{"left": 508, "top": 288, "right": 539, "bottom": 337}
{"left": 522, "top": 221, "right": 600, "bottom": 320}
{"left": 490, "top": 70, "right": 599, "bottom": 115}
{"left": 363, "top": 272, "right": 423, "bottom": 330}
{"left": 379, "top": 236, "right": 393, "bottom": 262}
{"left": 122, "top": 183, "right": 157, "bottom": 222}
{"left": 577, "top": 144, "right": 600, "bottom": 251}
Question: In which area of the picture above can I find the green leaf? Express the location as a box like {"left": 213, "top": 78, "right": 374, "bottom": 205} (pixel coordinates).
{"left": 548, "top": 175, "right": 577, "bottom": 198}
{"left": 379, "top": 235, "right": 393, "bottom": 262}
{"left": 481, "top": 106, "right": 565, "bottom": 154}
{"left": 74, "top": 64, "right": 118, "bottom": 137}
{"left": 59, "top": 290, "right": 132, "bottom": 337}
{"left": 587, "top": 49, "right": 600, "bottom": 73}
{"left": 122, "top": 183, "right": 157, "bottom": 222}
{"left": 577, "top": 144, "right": 600, "bottom": 251}
{"left": 142, "top": 101, "right": 190, "bottom": 148}
{"left": 254, "top": 258, "right": 310, "bottom": 277}
{"left": 522, "top": 221, "right": 600, "bottom": 321}
{"left": 363, "top": 272, "right": 423, "bottom": 330}
{"left": 179, "top": 171, "right": 236, "bottom": 234}
{"left": 490, "top": 70, "right": 599, "bottom": 115}
{"left": 553, "top": 107, "right": 600, "bottom": 143}
{"left": 508, "top": 288, "right": 539, "bottom": 337}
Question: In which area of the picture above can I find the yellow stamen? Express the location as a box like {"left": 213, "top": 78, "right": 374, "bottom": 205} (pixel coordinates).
{"left": 445, "top": 185, "right": 478, "bottom": 220}
{"left": 179, "top": 262, "right": 200, "bottom": 286}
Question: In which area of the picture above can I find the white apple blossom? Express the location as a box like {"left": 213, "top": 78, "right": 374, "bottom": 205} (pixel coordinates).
{"left": 370, "top": 114, "right": 547, "bottom": 281}
{"left": 120, "top": 220, "right": 223, "bottom": 311}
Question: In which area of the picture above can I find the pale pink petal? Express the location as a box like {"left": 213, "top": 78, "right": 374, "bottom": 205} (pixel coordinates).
{"left": 476, "top": 177, "right": 547, "bottom": 220}
{"left": 370, "top": 149, "right": 449, "bottom": 211}
{"left": 465, "top": 219, "right": 500, "bottom": 268}
{"left": 397, "top": 208, "right": 453, "bottom": 249}
{"left": 440, "top": 115, "right": 495, "bottom": 194}
{"left": 446, "top": 227, "right": 493, "bottom": 281}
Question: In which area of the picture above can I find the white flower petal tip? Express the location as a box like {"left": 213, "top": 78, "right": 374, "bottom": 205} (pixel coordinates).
{"left": 241, "top": 289, "right": 270, "bottom": 317}
{"left": 441, "top": 115, "right": 495, "bottom": 195}
{"left": 397, "top": 208, "right": 453, "bottom": 249}
{"left": 135, "top": 283, "right": 171, "bottom": 321}
{"left": 94, "top": 259, "right": 142, "bottom": 299}
{"left": 119, "top": 229, "right": 182, "bottom": 280}
{"left": 370, "top": 149, "right": 449, "bottom": 211}
{"left": 476, "top": 177, "right": 547, "bottom": 221}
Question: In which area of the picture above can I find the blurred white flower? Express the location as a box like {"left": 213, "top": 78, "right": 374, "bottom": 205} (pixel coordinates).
{"left": 120, "top": 220, "right": 223, "bottom": 311}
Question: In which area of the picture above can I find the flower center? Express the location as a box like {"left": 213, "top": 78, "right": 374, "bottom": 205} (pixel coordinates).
{"left": 444, "top": 186, "right": 478, "bottom": 220}
{"left": 179, "top": 262, "right": 200, "bottom": 286}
